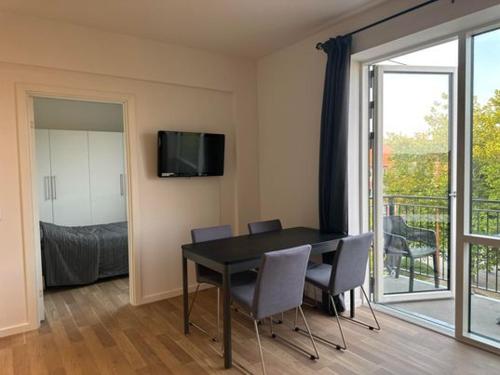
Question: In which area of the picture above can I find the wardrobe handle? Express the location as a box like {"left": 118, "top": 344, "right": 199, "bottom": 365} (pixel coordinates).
{"left": 44, "top": 176, "right": 50, "bottom": 201}
{"left": 120, "top": 174, "right": 124, "bottom": 196}
{"left": 51, "top": 176, "right": 57, "bottom": 200}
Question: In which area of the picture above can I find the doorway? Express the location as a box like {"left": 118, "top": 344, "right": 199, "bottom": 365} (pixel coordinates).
{"left": 369, "top": 40, "right": 458, "bottom": 329}
{"left": 358, "top": 18, "right": 500, "bottom": 353}
{"left": 24, "top": 94, "right": 136, "bottom": 324}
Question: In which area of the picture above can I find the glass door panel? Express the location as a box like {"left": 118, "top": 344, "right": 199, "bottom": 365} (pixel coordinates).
{"left": 374, "top": 65, "right": 456, "bottom": 309}
{"left": 467, "top": 27, "right": 500, "bottom": 344}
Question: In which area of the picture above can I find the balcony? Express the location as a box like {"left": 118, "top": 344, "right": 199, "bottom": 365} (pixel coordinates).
{"left": 373, "top": 195, "right": 500, "bottom": 342}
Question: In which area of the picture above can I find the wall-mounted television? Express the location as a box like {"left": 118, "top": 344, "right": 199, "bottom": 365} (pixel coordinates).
{"left": 157, "top": 131, "right": 225, "bottom": 177}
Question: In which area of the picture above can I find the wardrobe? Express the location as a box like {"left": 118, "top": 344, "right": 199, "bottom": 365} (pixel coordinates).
{"left": 36, "top": 129, "right": 127, "bottom": 226}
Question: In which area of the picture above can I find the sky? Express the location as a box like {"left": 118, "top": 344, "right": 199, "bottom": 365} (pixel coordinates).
{"left": 377, "top": 29, "right": 500, "bottom": 137}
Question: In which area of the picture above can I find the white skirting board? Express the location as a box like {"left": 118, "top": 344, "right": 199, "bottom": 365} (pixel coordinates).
{"left": 140, "top": 283, "right": 214, "bottom": 305}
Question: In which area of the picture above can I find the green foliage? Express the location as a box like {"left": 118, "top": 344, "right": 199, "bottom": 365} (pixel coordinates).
{"left": 383, "top": 91, "right": 500, "bottom": 282}
{"left": 472, "top": 90, "right": 500, "bottom": 201}
{"left": 384, "top": 91, "right": 500, "bottom": 202}
{"left": 384, "top": 93, "right": 450, "bottom": 197}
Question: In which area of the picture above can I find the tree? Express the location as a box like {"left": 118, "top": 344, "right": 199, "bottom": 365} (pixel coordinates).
{"left": 471, "top": 90, "right": 500, "bottom": 201}
{"left": 384, "top": 90, "right": 500, "bottom": 203}
{"left": 384, "top": 92, "right": 450, "bottom": 198}
{"left": 383, "top": 91, "right": 500, "bottom": 281}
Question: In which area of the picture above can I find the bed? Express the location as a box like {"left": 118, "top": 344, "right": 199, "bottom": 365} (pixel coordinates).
{"left": 40, "top": 221, "right": 129, "bottom": 287}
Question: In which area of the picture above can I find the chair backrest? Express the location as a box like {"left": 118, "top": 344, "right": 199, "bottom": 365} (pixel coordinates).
{"left": 383, "top": 216, "right": 407, "bottom": 236}
{"left": 191, "top": 225, "right": 232, "bottom": 243}
{"left": 191, "top": 225, "right": 232, "bottom": 280}
{"left": 329, "top": 233, "right": 374, "bottom": 295}
{"left": 252, "top": 245, "right": 311, "bottom": 320}
{"left": 248, "top": 219, "right": 283, "bottom": 235}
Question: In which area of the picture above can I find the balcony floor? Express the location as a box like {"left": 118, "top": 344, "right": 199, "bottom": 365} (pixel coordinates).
{"left": 382, "top": 275, "right": 500, "bottom": 342}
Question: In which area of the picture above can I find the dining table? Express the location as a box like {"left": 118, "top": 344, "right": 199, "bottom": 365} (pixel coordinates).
{"left": 181, "top": 226, "right": 348, "bottom": 369}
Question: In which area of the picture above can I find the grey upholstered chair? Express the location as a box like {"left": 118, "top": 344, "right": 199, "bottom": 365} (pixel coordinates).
{"left": 231, "top": 245, "right": 319, "bottom": 375}
{"left": 301, "top": 233, "right": 380, "bottom": 351}
{"left": 383, "top": 216, "right": 439, "bottom": 292}
{"left": 247, "top": 219, "right": 285, "bottom": 321}
{"left": 189, "top": 225, "right": 254, "bottom": 342}
{"left": 248, "top": 219, "right": 283, "bottom": 234}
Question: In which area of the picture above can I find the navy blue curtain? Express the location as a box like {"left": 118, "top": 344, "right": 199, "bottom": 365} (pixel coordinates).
{"left": 319, "top": 35, "right": 351, "bottom": 236}
{"left": 318, "top": 35, "right": 352, "bottom": 314}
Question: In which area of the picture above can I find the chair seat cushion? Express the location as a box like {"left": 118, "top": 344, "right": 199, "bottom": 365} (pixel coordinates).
{"left": 230, "top": 272, "right": 259, "bottom": 314}
{"left": 305, "top": 263, "right": 332, "bottom": 291}
{"left": 408, "top": 246, "right": 436, "bottom": 258}
{"left": 197, "top": 265, "right": 222, "bottom": 285}
{"left": 307, "top": 260, "right": 320, "bottom": 269}
{"left": 197, "top": 266, "right": 256, "bottom": 287}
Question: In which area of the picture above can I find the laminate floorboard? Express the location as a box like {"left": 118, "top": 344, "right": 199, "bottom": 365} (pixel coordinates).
{"left": 1, "top": 277, "right": 499, "bottom": 374}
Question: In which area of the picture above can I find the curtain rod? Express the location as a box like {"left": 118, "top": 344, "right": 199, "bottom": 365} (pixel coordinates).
{"left": 316, "top": 0, "right": 450, "bottom": 50}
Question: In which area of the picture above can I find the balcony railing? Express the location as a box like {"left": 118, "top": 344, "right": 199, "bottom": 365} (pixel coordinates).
{"left": 381, "top": 195, "right": 500, "bottom": 294}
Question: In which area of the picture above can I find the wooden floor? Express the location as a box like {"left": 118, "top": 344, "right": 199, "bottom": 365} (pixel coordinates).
{"left": 1, "top": 278, "right": 500, "bottom": 374}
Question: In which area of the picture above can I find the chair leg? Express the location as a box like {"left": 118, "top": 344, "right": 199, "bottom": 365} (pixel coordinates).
{"left": 395, "top": 255, "right": 402, "bottom": 278}
{"left": 329, "top": 295, "right": 347, "bottom": 350}
{"left": 188, "top": 284, "right": 220, "bottom": 341}
{"left": 409, "top": 258, "right": 415, "bottom": 292}
{"left": 269, "top": 316, "right": 275, "bottom": 338}
{"left": 269, "top": 309, "right": 318, "bottom": 360}
{"left": 298, "top": 306, "right": 320, "bottom": 359}
{"left": 187, "top": 284, "right": 200, "bottom": 320}
{"left": 214, "top": 288, "right": 220, "bottom": 342}
{"left": 254, "top": 320, "right": 267, "bottom": 375}
{"left": 339, "top": 287, "right": 381, "bottom": 331}
{"left": 432, "top": 253, "right": 439, "bottom": 289}
{"left": 295, "top": 297, "right": 346, "bottom": 351}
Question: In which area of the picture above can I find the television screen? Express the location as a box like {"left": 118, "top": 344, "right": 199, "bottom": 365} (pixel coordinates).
{"left": 157, "top": 131, "right": 225, "bottom": 177}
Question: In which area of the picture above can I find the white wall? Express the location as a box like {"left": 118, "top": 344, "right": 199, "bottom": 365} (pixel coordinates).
{"left": 0, "top": 12, "right": 260, "bottom": 336}
{"left": 257, "top": 0, "right": 500, "bottom": 231}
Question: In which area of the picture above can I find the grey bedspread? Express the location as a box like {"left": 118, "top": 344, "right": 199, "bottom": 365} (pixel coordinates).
{"left": 40, "top": 221, "right": 129, "bottom": 287}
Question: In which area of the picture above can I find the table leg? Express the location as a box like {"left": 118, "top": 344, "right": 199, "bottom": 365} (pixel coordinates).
{"left": 350, "top": 289, "right": 355, "bottom": 318}
{"left": 182, "top": 254, "right": 189, "bottom": 335}
{"left": 222, "top": 266, "right": 232, "bottom": 368}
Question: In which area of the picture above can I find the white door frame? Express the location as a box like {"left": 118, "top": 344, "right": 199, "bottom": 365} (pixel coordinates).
{"left": 372, "top": 65, "right": 457, "bottom": 304}
{"left": 15, "top": 83, "right": 141, "bottom": 331}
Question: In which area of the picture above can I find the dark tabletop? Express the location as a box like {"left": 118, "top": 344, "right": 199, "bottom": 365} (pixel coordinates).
{"left": 182, "top": 227, "right": 344, "bottom": 265}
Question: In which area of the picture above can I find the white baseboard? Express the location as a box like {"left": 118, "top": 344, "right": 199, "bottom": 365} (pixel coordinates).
{"left": 139, "top": 284, "right": 213, "bottom": 305}
{"left": 0, "top": 322, "right": 35, "bottom": 338}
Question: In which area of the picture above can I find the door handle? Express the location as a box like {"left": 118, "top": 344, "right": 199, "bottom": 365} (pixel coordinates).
{"left": 44, "top": 176, "right": 50, "bottom": 201}
{"left": 448, "top": 191, "right": 456, "bottom": 198}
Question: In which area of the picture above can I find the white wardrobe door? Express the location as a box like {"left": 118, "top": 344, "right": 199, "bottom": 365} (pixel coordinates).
{"left": 88, "top": 131, "right": 126, "bottom": 224}
{"left": 35, "top": 129, "right": 54, "bottom": 223}
{"left": 49, "top": 130, "right": 92, "bottom": 226}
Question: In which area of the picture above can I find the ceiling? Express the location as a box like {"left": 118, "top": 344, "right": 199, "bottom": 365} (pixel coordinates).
{"left": 0, "top": 0, "right": 383, "bottom": 58}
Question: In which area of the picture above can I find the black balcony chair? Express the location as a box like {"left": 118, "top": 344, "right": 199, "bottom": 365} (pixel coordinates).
{"left": 383, "top": 216, "right": 439, "bottom": 292}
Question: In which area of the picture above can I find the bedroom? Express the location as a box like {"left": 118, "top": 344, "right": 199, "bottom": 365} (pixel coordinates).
{"left": 33, "top": 97, "right": 130, "bottom": 308}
